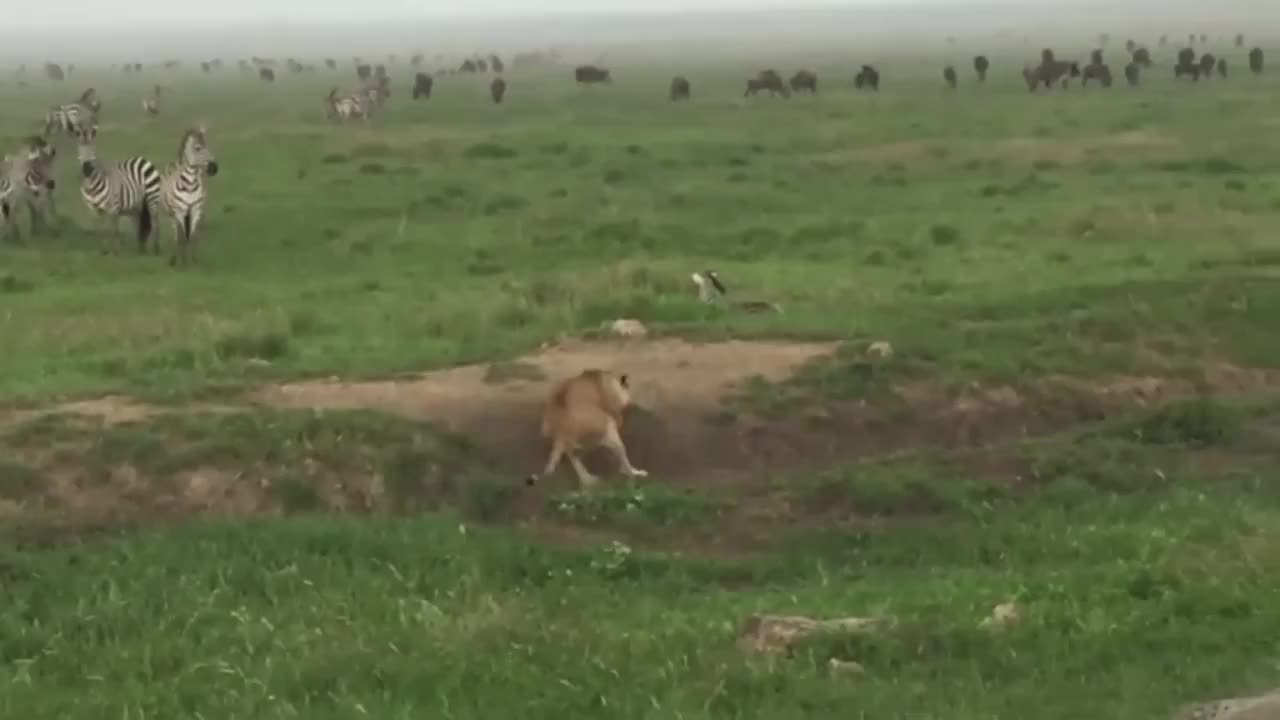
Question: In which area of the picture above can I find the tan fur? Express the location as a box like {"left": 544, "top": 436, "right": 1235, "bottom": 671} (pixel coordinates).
{"left": 527, "top": 369, "right": 648, "bottom": 488}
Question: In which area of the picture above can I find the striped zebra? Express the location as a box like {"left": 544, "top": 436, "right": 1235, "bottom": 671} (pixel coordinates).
{"left": 161, "top": 126, "right": 219, "bottom": 266}
{"left": 76, "top": 124, "right": 162, "bottom": 256}
{"left": 0, "top": 140, "right": 56, "bottom": 243}
{"left": 44, "top": 87, "right": 101, "bottom": 139}
{"left": 326, "top": 87, "right": 368, "bottom": 121}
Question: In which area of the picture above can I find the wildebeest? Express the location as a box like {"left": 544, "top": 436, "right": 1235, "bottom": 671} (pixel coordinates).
{"left": 745, "top": 69, "right": 789, "bottom": 98}
{"left": 1249, "top": 47, "right": 1264, "bottom": 74}
{"left": 1124, "top": 62, "right": 1141, "bottom": 86}
{"left": 1132, "top": 47, "right": 1152, "bottom": 68}
{"left": 259, "top": 67, "right": 275, "bottom": 83}
{"left": 943, "top": 65, "right": 957, "bottom": 89}
{"left": 854, "top": 65, "right": 880, "bottom": 91}
{"left": 1216, "top": 57, "right": 1228, "bottom": 79}
{"left": 575, "top": 65, "right": 612, "bottom": 85}
{"left": 490, "top": 77, "right": 506, "bottom": 104}
{"left": 490, "top": 55, "right": 505, "bottom": 73}
{"left": 1025, "top": 59, "right": 1080, "bottom": 91}
{"left": 374, "top": 64, "right": 388, "bottom": 80}
{"left": 1090, "top": 49, "right": 1104, "bottom": 66}
{"left": 476, "top": 58, "right": 489, "bottom": 72}
{"left": 1235, "top": 33, "right": 1245, "bottom": 48}
{"left": 412, "top": 72, "right": 433, "bottom": 100}
{"left": 1199, "top": 33, "right": 1208, "bottom": 44}
{"left": 1198, "top": 53, "right": 1216, "bottom": 79}
{"left": 1125, "top": 39, "right": 1137, "bottom": 54}
{"left": 325, "top": 59, "right": 337, "bottom": 70}
{"left": 973, "top": 55, "right": 989, "bottom": 82}
{"left": 45, "top": 63, "right": 64, "bottom": 81}
{"left": 669, "top": 75, "right": 691, "bottom": 101}
{"left": 1082, "top": 62, "right": 1112, "bottom": 87}
{"left": 460, "top": 58, "right": 478, "bottom": 73}
{"left": 356, "top": 64, "right": 372, "bottom": 81}
{"left": 200, "top": 62, "right": 210, "bottom": 73}
{"left": 789, "top": 69, "right": 818, "bottom": 94}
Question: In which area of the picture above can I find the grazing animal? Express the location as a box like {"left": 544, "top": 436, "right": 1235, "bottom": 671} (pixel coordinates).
{"left": 1124, "top": 62, "right": 1141, "bottom": 86}
{"left": 854, "top": 65, "right": 880, "bottom": 91}
{"left": 44, "top": 88, "right": 100, "bottom": 139}
{"left": 1082, "top": 62, "right": 1112, "bottom": 87}
{"left": 412, "top": 72, "right": 433, "bottom": 100}
{"left": 789, "top": 69, "right": 818, "bottom": 94}
{"left": 973, "top": 54, "right": 989, "bottom": 82}
{"left": 575, "top": 65, "right": 612, "bottom": 84}
{"left": 1159, "top": 35, "right": 1168, "bottom": 47}
{"left": 1026, "top": 60, "right": 1080, "bottom": 90}
{"left": 490, "top": 76, "right": 507, "bottom": 104}
{"left": 691, "top": 270, "right": 782, "bottom": 313}
{"left": 326, "top": 88, "right": 368, "bottom": 121}
{"left": 45, "top": 62, "right": 64, "bottom": 81}
{"left": 1235, "top": 33, "right": 1245, "bottom": 48}
{"left": 142, "top": 85, "right": 161, "bottom": 116}
{"left": 1125, "top": 39, "right": 1137, "bottom": 54}
{"left": 160, "top": 126, "right": 219, "bottom": 267}
{"left": 1217, "top": 57, "right": 1228, "bottom": 79}
{"left": 0, "top": 139, "right": 56, "bottom": 243}
{"left": 489, "top": 55, "right": 505, "bottom": 73}
{"left": 1174, "top": 62, "right": 1200, "bottom": 81}
{"left": 1132, "top": 47, "right": 1152, "bottom": 68}
{"left": 669, "top": 75, "right": 691, "bottom": 101}
{"left": 259, "top": 68, "right": 275, "bottom": 82}
{"left": 1198, "top": 53, "right": 1217, "bottom": 79}
{"left": 525, "top": 369, "right": 648, "bottom": 489}
{"left": 325, "top": 58, "right": 337, "bottom": 70}
{"left": 356, "top": 64, "right": 372, "bottom": 81}
{"left": 745, "top": 69, "right": 789, "bottom": 98}
{"left": 361, "top": 76, "right": 391, "bottom": 114}
{"left": 1249, "top": 47, "right": 1264, "bottom": 74}
{"left": 75, "top": 124, "right": 162, "bottom": 255}
{"left": 409, "top": 53, "right": 424, "bottom": 67}
{"left": 943, "top": 65, "right": 957, "bottom": 89}
{"left": 460, "top": 58, "right": 478, "bottom": 73}
{"left": 1177, "top": 47, "right": 1196, "bottom": 67}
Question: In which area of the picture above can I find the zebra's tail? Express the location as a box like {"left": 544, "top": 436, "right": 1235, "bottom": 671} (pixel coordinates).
{"left": 137, "top": 199, "right": 153, "bottom": 250}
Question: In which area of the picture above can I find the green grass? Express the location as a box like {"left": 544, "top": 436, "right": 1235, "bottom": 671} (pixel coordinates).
{"left": 3, "top": 36, "right": 1280, "bottom": 718}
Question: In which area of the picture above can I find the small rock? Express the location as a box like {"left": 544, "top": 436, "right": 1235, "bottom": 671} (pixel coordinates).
{"left": 609, "top": 318, "right": 648, "bottom": 338}
{"left": 1172, "top": 694, "right": 1280, "bottom": 720}
{"left": 867, "top": 340, "right": 894, "bottom": 359}
{"left": 739, "top": 613, "right": 894, "bottom": 655}
{"left": 980, "top": 601, "right": 1022, "bottom": 630}
{"left": 827, "top": 658, "right": 866, "bottom": 677}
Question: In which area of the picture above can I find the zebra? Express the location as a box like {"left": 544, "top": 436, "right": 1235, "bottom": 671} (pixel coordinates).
{"left": 161, "top": 126, "right": 219, "bottom": 266}
{"left": 326, "top": 87, "right": 368, "bottom": 121}
{"left": 44, "top": 88, "right": 101, "bottom": 139}
{"left": 76, "top": 124, "right": 163, "bottom": 256}
{"left": 0, "top": 140, "right": 56, "bottom": 243}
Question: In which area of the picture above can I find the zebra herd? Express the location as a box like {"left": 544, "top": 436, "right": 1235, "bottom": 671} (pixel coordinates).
{"left": 2, "top": 87, "right": 221, "bottom": 267}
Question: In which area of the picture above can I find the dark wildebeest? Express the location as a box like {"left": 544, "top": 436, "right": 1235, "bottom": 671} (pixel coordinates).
{"left": 45, "top": 62, "right": 64, "bottom": 81}
{"left": 1199, "top": 33, "right": 1208, "bottom": 44}
{"left": 1041, "top": 48, "right": 1056, "bottom": 65}
{"left": 490, "top": 55, "right": 505, "bottom": 73}
{"left": 356, "top": 64, "right": 372, "bottom": 81}
{"left": 1198, "top": 53, "right": 1216, "bottom": 79}
{"left": 325, "top": 59, "right": 337, "bottom": 70}
{"left": 1125, "top": 39, "right": 1137, "bottom": 54}
{"left": 410, "top": 53, "right": 424, "bottom": 67}
{"left": 1090, "top": 49, "right": 1104, "bottom": 66}
{"left": 1216, "top": 57, "right": 1228, "bottom": 79}
{"left": 1124, "top": 62, "right": 1141, "bottom": 86}
{"left": 490, "top": 77, "right": 506, "bottom": 104}
{"left": 259, "top": 67, "right": 275, "bottom": 82}
{"left": 854, "top": 65, "right": 880, "bottom": 91}
{"left": 745, "top": 69, "right": 789, "bottom": 98}
{"left": 460, "top": 59, "right": 478, "bottom": 73}
{"left": 575, "top": 65, "right": 612, "bottom": 85}
{"left": 374, "top": 64, "right": 388, "bottom": 80}
{"left": 200, "top": 61, "right": 210, "bottom": 73}
{"left": 1174, "top": 62, "right": 1200, "bottom": 81}
{"left": 1082, "top": 62, "right": 1112, "bottom": 87}
{"left": 1188, "top": 33, "right": 1197, "bottom": 46}
{"left": 412, "top": 72, "right": 433, "bottom": 100}
{"left": 1132, "top": 47, "right": 1152, "bottom": 68}
{"left": 789, "top": 70, "right": 818, "bottom": 94}
{"left": 973, "top": 55, "right": 989, "bottom": 82}
{"left": 669, "top": 75, "right": 691, "bottom": 101}
{"left": 1028, "top": 60, "right": 1081, "bottom": 90}
{"left": 476, "top": 58, "right": 489, "bottom": 72}
{"left": 943, "top": 65, "right": 957, "bottom": 89}
{"left": 1235, "top": 33, "right": 1245, "bottom": 48}
{"left": 1249, "top": 47, "right": 1264, "bottom": 74}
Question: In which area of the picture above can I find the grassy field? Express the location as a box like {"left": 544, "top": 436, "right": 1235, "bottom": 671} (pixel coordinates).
{"left": 2, "top": 36, "right": 1280, "bottom": 718}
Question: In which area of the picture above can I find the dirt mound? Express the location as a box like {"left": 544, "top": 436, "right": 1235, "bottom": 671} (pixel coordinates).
{"left": 248, "top": 338, "right": 838, "bottom": 485}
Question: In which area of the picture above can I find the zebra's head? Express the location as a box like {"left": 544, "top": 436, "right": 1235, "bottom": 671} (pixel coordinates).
{"left": 180, "top": 125, "right": 219, "bottom": 177}
{"left": 79, "top": 87, "right": 101, "bottom": 113}
{"left": 24, "top": 136, "right": 57, "bottom": 190}
{"left": 76, "top": 124, "right": 99, "bottom": 177}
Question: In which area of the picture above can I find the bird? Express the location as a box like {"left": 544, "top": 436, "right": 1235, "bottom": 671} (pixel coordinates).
{"left": 691, "top": 270, "right": 727, "bottom": 303}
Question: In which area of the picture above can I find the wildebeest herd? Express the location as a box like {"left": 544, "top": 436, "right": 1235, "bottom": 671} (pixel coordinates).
{"left": 1, "top": 35, "right": 1270, "bottom": 268}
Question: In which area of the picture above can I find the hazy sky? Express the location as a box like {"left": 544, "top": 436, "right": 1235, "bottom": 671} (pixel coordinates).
{"left": 10, "top": 0, "right": 1013, "bottom": 31}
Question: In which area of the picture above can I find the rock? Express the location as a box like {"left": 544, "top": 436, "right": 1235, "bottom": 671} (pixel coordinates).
{"left": 609, "top": 318, "right": 648, "bottom": 338}
{"left": 980, "top": 601, "right": 1023, "bottom": 630}
{"left": 1173, "top": 694, "right": 1280, "bottom": 720}
{"left": 867, "top": 340, "right": 893, "bottom": 359}
{"left": 738, "top": 613, "right": 894, "bottom": 655}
